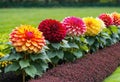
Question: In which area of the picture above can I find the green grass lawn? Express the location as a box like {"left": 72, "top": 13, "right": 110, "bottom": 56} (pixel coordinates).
{"left": 0, "top": 7, "right": 120, "bottom": 34}
{"left": 104, "top": 67, "right": 120, "bottom": 82}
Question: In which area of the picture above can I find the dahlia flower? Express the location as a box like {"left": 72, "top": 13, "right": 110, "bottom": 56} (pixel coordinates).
{"left": 99, "top": 13, "right": 113, "bottom": 27}
{"left": 10, "top": 25, "right": 45, "bottom": 53}
{"left": 83, "top": 17, "right": 103, "bottom": 36}
{"left": 0, "top": 60, "right": 12, "bottom": 67}
{"left": 62, "top": 16, "right": 86, "bottom": 36}
{"left": 38, "top": 19, "right": 66, "bottom": 43}
{"left": 96, "top": 18, "right": 106, "bottom": 30}
{"left": 111, "top": 12, "right": 120, "bottom": 26}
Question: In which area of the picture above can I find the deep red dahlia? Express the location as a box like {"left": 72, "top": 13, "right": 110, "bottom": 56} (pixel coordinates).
{"left": 99, "top": 13, "right": 113, "bottom": 27}
{"left": 38, "top": 19, "right": 66, "bottom": 43}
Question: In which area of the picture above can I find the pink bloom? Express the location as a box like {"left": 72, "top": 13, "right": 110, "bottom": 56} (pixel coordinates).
{"left": 62, "top": 16, "right": 86, "bottom": 36}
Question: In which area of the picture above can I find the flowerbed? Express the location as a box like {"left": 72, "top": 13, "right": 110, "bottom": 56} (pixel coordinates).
{"left": 0, "top": 12, "right": 120, "bottom": 82}
{"left": 29, "top": 42, "right": 120, "bottom": 82}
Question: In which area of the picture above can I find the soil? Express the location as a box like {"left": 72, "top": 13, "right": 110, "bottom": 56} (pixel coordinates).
{"left": 0, "top": 42, "right": 120, "bottom": 82}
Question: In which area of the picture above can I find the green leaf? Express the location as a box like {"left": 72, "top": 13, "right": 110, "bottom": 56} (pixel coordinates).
{"left": 5, "top": 62, "right": 20, "bottom": 73}
{"left": 25, "top": 65, "right": 37, "bottom": 78}
{"left": 80, "top": 45, "right": 89, "bottom": 52}
{"left": 19, "top": 60, "right": 30, "bottom": 69}
{"left": 39, "top": 52, "right": 51, "bottom": 62}
{"left": 56, "top": 51, "right": 64, "bottom": 59}
{"left": 32, "top": 62, "right": 43, "bottom": 76}
{"left": 109, "top": 26, "right": 118, "bottom": 33}
{"left": 39, "top": 61, "right": 48, "bottom": 71}
{"left": 68, "top": 43, "right": 79, "bottom": 49}
{"left": 102, "top": 28, "right": 111, "bottom": 35}
{"left": 101, "top": 32, "right": 110, "bottom": 39}
{"left": 8, "top": 53, "right": 22, "bottom": 60}
{"left": 47, "top": 50, "right": 64, "bottom": 59}
{"left": 99, "top": 37, "right": 106, "bottom": 44}
{"left": 80, "top": 36, "right": 87, "bottom": 43}
{"left": 64, "top": 51, "right": 75, "bottom": 62}
{"left": 74, "top": 36, "right": 80, "bottom": 41}
{"left": 51, "top": 56, "right": 59, "bottom": 64}
{"left": 87, "top": 37, "right": 95, "bottom": 46}
{"left": 61, "top": 40, "right": 70, "bottom": 48}
{"left": 47, "top": 51, "right": 56, "bottom": 58}
{"left": 51, "top": 43, "right": 61, "bottom": 49}
{"left": 94, "top": 41, "right": 99, "bottom": 47}
{"left": 30, "top": 54, "right": 41, "bottom": 61}
{"left": 73, "top": 51, "right": 83, "bottom": 58}
{"left": 113, "top": 33, "right": 119, "bottom": 39}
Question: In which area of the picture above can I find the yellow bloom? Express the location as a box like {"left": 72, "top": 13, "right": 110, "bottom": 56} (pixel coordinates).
{"left": 10, "top": 25, "right": 45, "bottom": 53}
{"left": 0, "top": 52, "right": 5, "bottom": 58}
{"left": 83, "top": 17, "right": 104, "bottom": 36}
{"left": 0, "top": 60, "right": 12, "bottom": 67}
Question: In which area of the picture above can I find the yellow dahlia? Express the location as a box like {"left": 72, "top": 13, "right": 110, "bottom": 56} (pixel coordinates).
{"left": 83, "top": 17, "right": 104, "bottom": 36}
{"left": 10, "top": 25, "right": 45, "bottom": 53}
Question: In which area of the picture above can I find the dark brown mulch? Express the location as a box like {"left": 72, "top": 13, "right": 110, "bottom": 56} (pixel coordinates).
{"left": 29, "top": 42, "right": 120, "bottom": 82}
{"left": 0, "top": 72, "right": 22, "bottom": 82}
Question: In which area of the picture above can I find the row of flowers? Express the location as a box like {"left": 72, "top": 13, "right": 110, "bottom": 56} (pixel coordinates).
{"left": 0, "top": 12, "right": 120, "bottom": 82}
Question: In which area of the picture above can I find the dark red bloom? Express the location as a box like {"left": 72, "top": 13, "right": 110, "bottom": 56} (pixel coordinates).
{"left": 38, "top": 19, "right": 66, "bottom": 43}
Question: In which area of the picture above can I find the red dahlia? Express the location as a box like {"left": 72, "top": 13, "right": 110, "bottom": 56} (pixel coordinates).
{"left": 99, "top": 13, "right": 113, "bottom": 27}
{"left": 38, "top": 19, "right": 66, "bottom": 43}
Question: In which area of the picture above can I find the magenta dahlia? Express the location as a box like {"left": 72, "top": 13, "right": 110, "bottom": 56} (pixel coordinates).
{"left": 62, "top": 16, "right": 86, "bottom": 36}
{"left": 38, "top": 19, "right": 66, "bottom": 43}
{"left": 99, "top": 13, "right": 113, "bottom": 27}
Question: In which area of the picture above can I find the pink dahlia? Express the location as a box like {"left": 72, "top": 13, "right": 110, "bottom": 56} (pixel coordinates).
{"left": 62, "top": 16, "right": 86, "bottom": 36}
{"left": 99, "top": 13, "right": 113, "bottom": 27}
{"left": 111, "top": 12, "right": 120, "bottom": 26}
{"left": 38, "top": 19, "right": 66, "bottom": 43}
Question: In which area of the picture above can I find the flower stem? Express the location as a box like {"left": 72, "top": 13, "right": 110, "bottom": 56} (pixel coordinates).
{"left": 22, "top": 70, "right": 26, "bottom": 82}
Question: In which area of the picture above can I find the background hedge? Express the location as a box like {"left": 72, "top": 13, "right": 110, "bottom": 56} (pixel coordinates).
{"left": 0, "top": 0, "right": 120, "bottom": 8}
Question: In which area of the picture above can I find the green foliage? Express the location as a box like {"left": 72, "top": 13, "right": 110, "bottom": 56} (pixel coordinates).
{"left": 19, "top": 60, "right": 30, "bottom": 69}
{"left": 5, "top": 62, "right": 20, "bottom": 73}
{"left": 0, "top": 47, "right": 50, "bottom": 80}
{"left": 86, "top": 26, "right": 120, "bottom": 53}
{"left": 25, "top": 65, "right": 37, "bottom": 78}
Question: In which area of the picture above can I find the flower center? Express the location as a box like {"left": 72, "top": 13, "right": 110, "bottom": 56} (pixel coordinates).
{"left": 25, "top": 32, "right": 34, "bottom": 39}
{"left": 50, "top": 24, "right": 58, "bottom": 32}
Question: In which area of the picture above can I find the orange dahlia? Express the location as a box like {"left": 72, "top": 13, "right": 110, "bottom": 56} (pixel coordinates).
{"left": 111, "top": 12, "right": 120, "bottom": 26}
{"left": 10, "top": 25, "right": 45, "bottom": 53}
